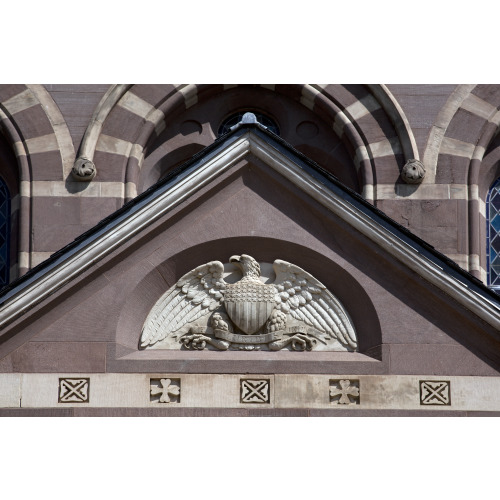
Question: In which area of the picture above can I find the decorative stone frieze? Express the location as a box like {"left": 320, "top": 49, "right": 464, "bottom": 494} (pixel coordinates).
{"left": 140, "top": 254, "right": 357, "bottom": 352}
{"left": 150, "top": 378, "right": 181, "bottom": 403}
{"left": 240, "top": 379, "right": 270, "bottom": 404}
{"left": 58, "top": 378, "right": 90, "bottom": 403}
{"left": 3, "top": 374, "right": 499, "bottom": 411}
{"left": 329, "top": 379, "right": 360, "bottom": 405}
{"left": 401, "top": 159, "right": 425, "bottom": 184}
{"left": 419, "top": 380, "right": 450, "bottom": 405}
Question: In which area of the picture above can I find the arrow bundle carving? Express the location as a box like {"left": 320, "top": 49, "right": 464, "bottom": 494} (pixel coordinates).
{"left": 140, "top": 255, "right": 357, "bottom": 352}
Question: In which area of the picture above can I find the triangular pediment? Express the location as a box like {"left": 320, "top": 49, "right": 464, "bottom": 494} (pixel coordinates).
{"left": 1, "top": 124, "right": 500, "bottom": 357}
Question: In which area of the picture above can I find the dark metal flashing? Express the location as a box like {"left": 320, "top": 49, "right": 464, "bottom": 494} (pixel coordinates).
{"left": 1, "top": 124, "right": 499, "bottom": 310}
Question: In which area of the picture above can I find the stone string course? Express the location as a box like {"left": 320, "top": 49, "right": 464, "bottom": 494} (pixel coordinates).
{"left": 1, "top": 373, "right": 499, "bottom": 413}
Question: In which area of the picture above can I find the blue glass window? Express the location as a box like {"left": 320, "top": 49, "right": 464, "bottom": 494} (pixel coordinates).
{"left": 487, "top": 178, "right": 500, "bottom": 288}
{"left": 0, "top": 178, "right": 10, "bottom": 287}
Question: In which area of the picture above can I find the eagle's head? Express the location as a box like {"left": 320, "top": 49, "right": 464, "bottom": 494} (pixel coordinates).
{"left": 230, "top": 254, "right": 261, "bottom": 279}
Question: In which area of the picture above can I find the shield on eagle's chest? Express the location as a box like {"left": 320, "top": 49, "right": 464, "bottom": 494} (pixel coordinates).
{"left": 224, "top": 281, "right": 276, "bottom": 335}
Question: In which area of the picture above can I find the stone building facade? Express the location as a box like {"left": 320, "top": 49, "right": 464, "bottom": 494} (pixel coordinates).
{"left": 0, "top": 84, "right": 500, "bottom": 416}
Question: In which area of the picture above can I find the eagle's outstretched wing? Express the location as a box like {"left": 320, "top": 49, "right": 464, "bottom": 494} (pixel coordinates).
{"left": 140, "top": 261, "right": 226, "bottom": 348}
{"left": 272, "top": 259, "right": 357, "bottom": 350}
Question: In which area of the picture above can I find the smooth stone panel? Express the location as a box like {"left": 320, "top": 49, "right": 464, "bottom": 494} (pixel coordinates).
{"left": 274, "top": 375, "right": 330, "bottom": 408}
{"left": 0, "top": 374, "right": 21, "bottom": 407}
{"left": 21, "top": 374, "right": 150, "bottom": 408}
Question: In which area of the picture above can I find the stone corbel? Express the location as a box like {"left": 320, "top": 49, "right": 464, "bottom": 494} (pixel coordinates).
{"left": 401, "top": 159, "right": 426, "bottom": 184}
{"left": 71, "top": 156, "right": 96, "bottom": 181}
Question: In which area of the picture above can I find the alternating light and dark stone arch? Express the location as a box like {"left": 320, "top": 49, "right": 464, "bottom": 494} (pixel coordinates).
{"left": 4, "top": 82, "right": 500, "bottom": 286}
{"left": 0, "top": 84, "right": 73, "bottom": 277}
{"left": 419, "top": 85, "right": 500, "bottom": 280}
{"left": 80, "top": 84, "right": 417, "bottom": 204}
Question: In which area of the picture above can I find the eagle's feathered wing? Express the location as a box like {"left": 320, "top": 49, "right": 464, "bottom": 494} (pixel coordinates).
{"left": 140, "top": 261, "right": 226, "bottom": 348}
{"left": 272, "top": 259, "right": 357, "bottom": 350}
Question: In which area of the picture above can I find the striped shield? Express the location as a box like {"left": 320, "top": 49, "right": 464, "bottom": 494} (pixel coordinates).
{"left": 224, "top": 281, "right": 276, "bottom": 335}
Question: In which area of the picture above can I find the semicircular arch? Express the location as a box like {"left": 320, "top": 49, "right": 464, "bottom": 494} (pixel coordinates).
{"left": 84, "top": 84, "right": 415, "bottom": 204}
{"left": 0, "top": 84, "right": 74, "bottom": 276}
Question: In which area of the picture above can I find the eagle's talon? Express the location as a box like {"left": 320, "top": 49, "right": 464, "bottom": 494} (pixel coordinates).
{"left": 180, "top": 332, "right": 230, "bottom": 351}
{"left": 181, "top": 333, "right": 211, "bottom": 350}
{"left": 268, "top": 333, "right": 314, "bottom": 351}
{"left": 290, "top": 333, "right": 313, "bottom": 351}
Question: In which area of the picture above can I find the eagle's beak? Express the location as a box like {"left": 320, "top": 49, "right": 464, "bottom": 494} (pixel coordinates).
{"left": 229, "top": 255, "right": 241, "bottom": 263}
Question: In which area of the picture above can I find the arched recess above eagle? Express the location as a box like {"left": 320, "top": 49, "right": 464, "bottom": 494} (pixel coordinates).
{"left": 140, "top": 254, "right": 358, "bottom": 352}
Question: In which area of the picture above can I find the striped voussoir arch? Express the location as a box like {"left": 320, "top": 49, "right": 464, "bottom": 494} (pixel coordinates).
{"left": 88, "top": 84, "right": 415, "bottom": 203}
{"left": 294, "top": 84, "right": 416, "bottom": 202}
{"left": 0, "top": 84, "right": 73, "bottom": 276}
{"left": 423, "top": 85, "right": 500, "bottom": 280}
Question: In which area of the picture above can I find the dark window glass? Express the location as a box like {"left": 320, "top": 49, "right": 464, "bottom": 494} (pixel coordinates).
{"left": 218, "top": 112, "right": 280, "bottom": 137}
{"left": 487, "top": 178, "right": 500, "bottom": 288}
{"left": 0, "top": 178, "right": 10, "bottom": 287}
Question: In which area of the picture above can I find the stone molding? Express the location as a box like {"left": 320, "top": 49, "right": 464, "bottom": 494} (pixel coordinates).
{"left": 2, "top": 373, "right": 500, "bottom": 412}
{"left": 416, "top": 84, "right": 500, "bottom": 278}
{"left": 366, "top": 84, "right": 420, "bottom": 162}
{"left": 247, "top": 134, "right": 500, "bottom": 332}
{"left": 0, "top": 130, "right": 499, "bottom": 338}
{"left": 0, "top": 101, "right": 32, "bottom": 276}
{"left": 422, "top": 84, "right": 476, "bottom": 182}
{"left": 26, "top": 84, "right": 76, "bottom": 179}
{"left": 0, "top": 135, "right": 251, "bottom": 330}
{"left": 76, "top": 84, "right": 132, "bottom": 164}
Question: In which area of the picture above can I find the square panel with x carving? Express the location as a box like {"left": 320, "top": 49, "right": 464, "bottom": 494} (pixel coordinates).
{"left": 419, "top": 380, "right": 451, "bottom": 406}
{"left": 58, "top": 378, "right": 90, "bottom": 403}
{"left": 240, "top": 379, "right": 270, "bottom": 404}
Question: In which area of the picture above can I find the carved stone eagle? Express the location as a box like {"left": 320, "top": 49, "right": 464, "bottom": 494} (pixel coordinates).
{"left": 140, "top": 255, "right": 357, "bottom": 351}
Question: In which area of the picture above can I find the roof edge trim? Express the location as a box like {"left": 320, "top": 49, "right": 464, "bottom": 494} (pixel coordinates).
{"left": 248, "top": 134, "right": 500, "bottom": 331}
{"left": 0, "top": 129, "right": 499, "bottom": 338}
{"left": 0, "top": 135, "right": 251, "bottom": 331}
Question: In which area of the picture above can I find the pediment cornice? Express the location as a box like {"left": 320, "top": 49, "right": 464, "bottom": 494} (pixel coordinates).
{"left": 0, "top": 126, "right": 499, "bottom": 339}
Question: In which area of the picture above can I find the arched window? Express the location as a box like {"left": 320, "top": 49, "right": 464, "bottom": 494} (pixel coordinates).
{"left": 487, "top": 178, "right": 500, "bottom": 289}
{"left": 0, "top": 177, "right": 10, "bottom": 287}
